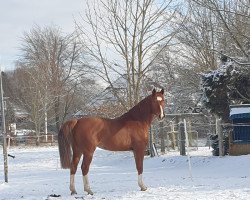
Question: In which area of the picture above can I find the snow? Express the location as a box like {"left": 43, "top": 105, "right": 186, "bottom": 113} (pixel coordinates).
{"left": 230, "top": 106, "right": 250, "bottom": 116}
{"left": 1, "top": 146, "right": 250, "bottom": 199}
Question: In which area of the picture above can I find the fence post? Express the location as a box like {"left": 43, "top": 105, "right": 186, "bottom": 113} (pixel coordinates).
{"left": 1, "top": 70, "right": 8, "bottom": 183}
{"left": 166, "top": 121, "right": 170, "bottom": 151}
{"left": 175, "top": 116, "right": 180, "bottom": 150}
{"left": 184, "top": 119, "right": 193, "bottom": 180}
{"left": 179, "top": 121, "right": 186, "bottom": 156}
{"left": 188, "top": 120, "right": 192, "bottom": 147}
{"left": 216, "top": 117, "right": 224, "bottom": 157}
{"left": 171, "top": 121, "right": 176, "bottom": 149}
{"left": 160, "top": 121, "right": 165, "bottom": 154}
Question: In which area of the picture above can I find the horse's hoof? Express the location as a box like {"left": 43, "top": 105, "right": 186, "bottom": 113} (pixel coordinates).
{"left": 140, "top": 187, "right": 147, "bottom": 191}
{"left": 71, "top": 191, "right": 77, "bottom": 195}
{"left": 85, "top": 188, "right": 94, "bottom": 195}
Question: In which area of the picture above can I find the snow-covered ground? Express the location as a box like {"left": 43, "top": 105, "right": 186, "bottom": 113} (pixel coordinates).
{"left": 1, "top": 146, "right": 250, "bottom": 200}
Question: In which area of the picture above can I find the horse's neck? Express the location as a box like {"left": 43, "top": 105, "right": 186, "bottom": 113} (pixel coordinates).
{"left": 119, "top": 97, "right": 154, "bottom": 124}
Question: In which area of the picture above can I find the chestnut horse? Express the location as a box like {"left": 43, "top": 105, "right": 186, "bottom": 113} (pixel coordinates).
{"left": 58, "top": 89, "right": 165, "bottom": 195}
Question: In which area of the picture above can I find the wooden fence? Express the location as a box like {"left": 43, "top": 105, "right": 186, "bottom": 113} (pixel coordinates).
{"left": 1, "top": 134, "right": 57, "bottom": 146}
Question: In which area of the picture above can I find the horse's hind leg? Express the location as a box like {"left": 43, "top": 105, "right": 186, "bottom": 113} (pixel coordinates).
{"left": 70, "top": 149, "right": 82, "bottom": 195}
{"left": 81, "top": 152, "right": 94, "bottom": 195}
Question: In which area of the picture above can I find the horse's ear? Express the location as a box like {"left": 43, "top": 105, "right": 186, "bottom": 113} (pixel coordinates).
{"left": 152, "top": 88, "right": 156, "bottom": 96}
{"left": 160, "top": 88, "right": 164, "bottom": 94}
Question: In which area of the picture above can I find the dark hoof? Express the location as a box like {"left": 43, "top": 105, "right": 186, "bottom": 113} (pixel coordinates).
{"left": 87, "top": 191, "right": 94, "bottom": 195}
{"left": 85, "top": 189, "right": 94, "bottom": 195}
{"left": 71, "top": 191, "right": 77, "bottom": 195}
{"left": 47, "top": 194, "right": 61, "bottom": 199}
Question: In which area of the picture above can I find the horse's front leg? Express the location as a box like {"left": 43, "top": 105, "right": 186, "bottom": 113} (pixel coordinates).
{"left": 81, "top": 152, "right": 94, "bottom": 195}
{"left": 134, "top": 149, "right": 147, "bottom": 191}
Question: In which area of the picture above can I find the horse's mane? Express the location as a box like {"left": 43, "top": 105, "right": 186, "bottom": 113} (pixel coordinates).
{"left": 119, "top": 95, "right": 153, "bottom": 122}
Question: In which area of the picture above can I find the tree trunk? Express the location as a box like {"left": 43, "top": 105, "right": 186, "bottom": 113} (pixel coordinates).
{"left": 54, "top": 96, "right": 60, "bottom": 132}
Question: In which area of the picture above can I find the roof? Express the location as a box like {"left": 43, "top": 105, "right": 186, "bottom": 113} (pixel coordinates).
{"left": 230, "top": 104, "right": 250, "bottom": 120}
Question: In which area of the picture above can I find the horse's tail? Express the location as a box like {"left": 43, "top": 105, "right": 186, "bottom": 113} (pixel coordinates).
{"left": 58, "top": 119, "right": 78, "bottom": 169}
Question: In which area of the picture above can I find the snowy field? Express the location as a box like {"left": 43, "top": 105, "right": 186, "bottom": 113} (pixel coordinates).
{"left": 1, "top": 146, "right": 250, "bottom": 200}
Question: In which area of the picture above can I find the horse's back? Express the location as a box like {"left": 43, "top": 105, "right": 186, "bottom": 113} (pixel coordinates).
{"left": 74, "top": 117, "right": 107, "bottom": 134}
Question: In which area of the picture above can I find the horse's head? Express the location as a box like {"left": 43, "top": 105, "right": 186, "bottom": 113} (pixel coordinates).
{"left": 151, "top": 88, "right": 165, "bottom": 120}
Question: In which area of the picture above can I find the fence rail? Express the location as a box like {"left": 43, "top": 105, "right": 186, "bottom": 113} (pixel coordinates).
{"left": 0, "top": 134, "right": 57, "bottom": 146}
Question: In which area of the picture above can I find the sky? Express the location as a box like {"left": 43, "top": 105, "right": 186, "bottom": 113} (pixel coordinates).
{"left": 0, "top": 0, "right": 84, "bottom": 71}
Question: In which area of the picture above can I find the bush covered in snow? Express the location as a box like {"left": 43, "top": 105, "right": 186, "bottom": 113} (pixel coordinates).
{"left": 201, "top": 60, "right": 250, "bottom": 121}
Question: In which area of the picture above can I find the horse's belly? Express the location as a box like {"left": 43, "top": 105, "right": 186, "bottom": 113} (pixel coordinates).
{"left": 98, "top": 134, "right": 132, "bottom": 151}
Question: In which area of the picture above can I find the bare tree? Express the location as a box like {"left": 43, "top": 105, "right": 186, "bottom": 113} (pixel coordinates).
{"left": 76, "top": 0, "right": 180, "bottom": 110}
{"left": 190, "top": 0, "right": 250, "bottom": 63}
{"left": 19, "top": 25, "right": 85, "bottom": 132}
{"left": 171, "top": 1, "right": 219, "bottom": 72}
{"left": 10, "top": 66, "right": 47, "bottom": 144}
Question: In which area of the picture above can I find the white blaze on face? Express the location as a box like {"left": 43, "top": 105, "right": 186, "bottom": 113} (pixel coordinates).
{"left": 157, "top": 96, "right": 163, "bottom": 101}
{"left": 159, "top": 105, "right": 164, "bottom": 119}
{"left": 157, "top": 96, "right": 164, "bottom": 119}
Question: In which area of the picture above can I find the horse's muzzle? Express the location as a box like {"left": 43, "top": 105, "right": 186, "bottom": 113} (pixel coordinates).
{"left": 159, "top": 113, "right": 165, "bottom": 120}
